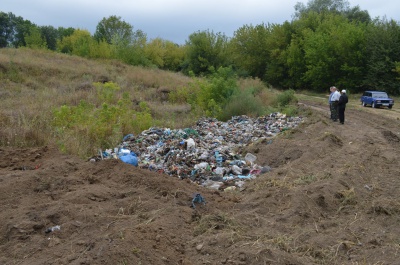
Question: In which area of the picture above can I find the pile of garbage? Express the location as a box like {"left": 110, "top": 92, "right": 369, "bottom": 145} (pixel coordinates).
{"left": 94, "top": 113, "right": 303, "bottom": 191}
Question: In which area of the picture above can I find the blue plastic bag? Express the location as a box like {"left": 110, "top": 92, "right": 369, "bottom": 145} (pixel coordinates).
{"left": 119, "top": 151, "right": 138, "bottom": 167}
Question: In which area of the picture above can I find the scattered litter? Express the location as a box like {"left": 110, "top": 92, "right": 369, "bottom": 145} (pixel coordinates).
{"left": 14, "top": 164, "right": 41, "bottom": 170}
{"left": 90, "top": 113, "right": 303, "bottom": 190}
{"left": 224, "top": 186, "right": 237, "bottom": 192}
{"left": 364, "top": 184, "right": 373, "bottom": 191}
{"left": 45, "top": 225, "right": 61, "bottom": 233}
{"left": 191, "top": 193, "right": 206, "bottom": 208}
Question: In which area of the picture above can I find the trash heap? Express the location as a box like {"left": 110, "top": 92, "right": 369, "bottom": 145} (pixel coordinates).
{"left": 97, "top": 113, "right": 303, "bottom": 191}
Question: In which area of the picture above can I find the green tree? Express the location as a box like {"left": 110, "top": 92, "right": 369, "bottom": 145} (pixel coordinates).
{"left": 0, "top": 11, "right": 75, "bottom": 49}
{"left": 394, "top": 62, "right": 400, "bottom": 81}
{"left": 364, "top": 19, "right": 400, "bottom": 95}
{"left": 283, "top": 12, "right": 325, "bottom": 89}
{"left": 0, "top": 12, "right": 35, "bottom": 47}
{"left": 265, "top": 22, "right": 294, "bottom": 88}
{"left": 183, "top": 30, "right": 229, "bottom": 76}
{"left": 57, "top": 26, "right": 75, "bottom": 40}
{"left": 302, "top": 13, "right": 367, "bottom": 91}
{"left": 57, "top": 29, "right": 94, "bottom": 56}
{"left": 286, "top": 35, "right": 307, "bottom": 89}
{"left": 294, "top": 0, "right": 351, "bottom": 18}
{"left": 294, "top": 0, "right": 370, "bottom": 23}
{"left": 112, "top": 29, "right": 149, "bottom": 66}
{"left": 144, "top": 38, "right": 165, "bottom": 67}
{"left": 57, "top": 29, "right": 111, "bottom": 59}
{"left": 344, "top": 6, "right": 371, "bottom": 24}
{"left": 39, "top": 25, "right": 58, "bottom": 50}
{"left": 144, "top": 38, "right": 185, "bottom": 70}
{"left": 94, "top": 15, "right": 133, "bottom": 44}
{"left": 14, "top": 18, "right": 36, "bottom": 47}
{"left": 230, "top": 23, "right": 272, "bottom": 80}
{"left": 163, "top": 41, "right": 185, "bottom": 71}
{"left": 25, "top": 26, "right": 47, "bottom": 49}
{"left": 0, "top": 11, "right": 13, "bottom": 47}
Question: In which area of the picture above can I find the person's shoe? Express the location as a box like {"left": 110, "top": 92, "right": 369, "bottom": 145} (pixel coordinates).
{"left": 340, "top": 122, "right": 344, "bottom": 124}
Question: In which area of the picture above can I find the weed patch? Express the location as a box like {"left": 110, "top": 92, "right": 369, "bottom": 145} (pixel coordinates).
{"left": 52, "top": 82, "right": 154, "bottom": 157}
{"left": 294, "top": 175, "right": 317, "bottom": 185}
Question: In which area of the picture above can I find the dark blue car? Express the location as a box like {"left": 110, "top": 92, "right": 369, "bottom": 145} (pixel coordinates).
{"left": 360, "top": 91, "right": 394, "bottom": 109}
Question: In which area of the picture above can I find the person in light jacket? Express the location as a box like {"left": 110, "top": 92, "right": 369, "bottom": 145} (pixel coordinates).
{"left": 329, "top": 86, "right": 340, "bottom": 121}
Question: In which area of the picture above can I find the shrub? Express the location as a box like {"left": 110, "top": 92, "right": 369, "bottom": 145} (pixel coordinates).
{"left": 275, "top": 89, "right": 298, "bottom": 108}
{"left": 281, "top": 105, "right": 299, "bottom": 116}
{"left": 219, "top": 89, "right": 266, "bottom": 120}
{"left": 189, "top": 67, "right": 239, "bottom": 118}
{"left": 94, "top": 81, "right": 120, "bottom": 104}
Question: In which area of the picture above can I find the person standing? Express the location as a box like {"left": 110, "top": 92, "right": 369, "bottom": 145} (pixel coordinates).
{"left": 330, "top": 86, "right": 341, "bottom": 121}
{"left": 328, "top": 87, "right": 335, "bottom": 120}
{"left": 338, "top": 89, "right": 348, "bottom": 124}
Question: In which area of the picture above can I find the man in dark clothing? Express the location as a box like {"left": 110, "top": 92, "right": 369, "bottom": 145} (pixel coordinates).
{"left": 328, "top": 86, "right": 334, "bottom": 120}
{"left": 338, "top": 90, "right": 349, "bottom": 124}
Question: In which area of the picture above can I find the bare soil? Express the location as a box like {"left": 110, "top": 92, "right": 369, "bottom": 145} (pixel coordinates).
{"left": 1, "top": 100, "right": 400, "bottom": 265}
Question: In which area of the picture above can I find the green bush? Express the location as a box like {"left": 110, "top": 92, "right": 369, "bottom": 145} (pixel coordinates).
{"left": 275, "top": 89, "right": 297, "bottom": 107}
{"left": 219, "top": 89, "right": 266, "bottom": 121}
{"left": 281, "top": 105, "right": 299, "bottom": 116}
{"left": 190, "top": 67, "right": 239, "bottom": 117}
{"left": 94, "top": 81, "right": 120, "bottom": 104}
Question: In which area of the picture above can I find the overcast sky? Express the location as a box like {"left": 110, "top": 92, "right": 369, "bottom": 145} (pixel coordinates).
{"left": 2, "top": 0, "right": 400, "bottom": 44}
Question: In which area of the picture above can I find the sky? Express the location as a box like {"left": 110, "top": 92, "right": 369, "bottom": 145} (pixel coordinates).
{"left": 2, "top": 0, "right": 400, "bottom": 44}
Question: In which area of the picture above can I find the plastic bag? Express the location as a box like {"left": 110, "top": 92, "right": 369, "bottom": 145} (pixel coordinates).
{"left": 119, "top": 151, "right": 138, "bottom": 167}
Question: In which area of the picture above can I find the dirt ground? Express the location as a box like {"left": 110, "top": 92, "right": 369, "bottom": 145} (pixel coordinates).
{"left": 1, "top": 100, "right": 400, "bottom": 265}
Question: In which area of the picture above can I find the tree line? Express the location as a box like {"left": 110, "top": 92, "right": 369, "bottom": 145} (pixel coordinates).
{"left": 1, "top": 0, "right": 399, "bottom": 95}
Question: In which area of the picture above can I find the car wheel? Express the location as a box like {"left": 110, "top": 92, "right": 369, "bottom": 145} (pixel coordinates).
{"left": 362, "top": 101, "right": 367, "bottom": 107}
{"left": 372, "top": 102, "right": 376, "bottom": 108}
{"left": 388, "top": 105, "right": 393, "bottom": 109}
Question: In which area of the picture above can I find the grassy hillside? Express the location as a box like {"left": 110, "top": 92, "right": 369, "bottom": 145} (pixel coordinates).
{"left": 0, "top": 48, "right": 287, "bottom": 158}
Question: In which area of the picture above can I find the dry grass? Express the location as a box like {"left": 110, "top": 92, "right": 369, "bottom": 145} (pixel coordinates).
{"left": 319, "top": 132, "right": 343, "bottom": 146}
{"left": 193, "top": 213, "right": 239, "bottom": 236}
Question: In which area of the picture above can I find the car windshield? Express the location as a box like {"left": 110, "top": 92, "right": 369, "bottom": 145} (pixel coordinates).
{"left": 372, "top": 92, "right": 388, "bottom": 98}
